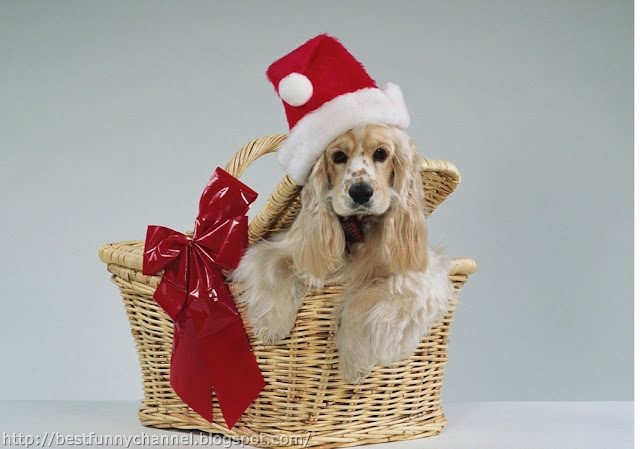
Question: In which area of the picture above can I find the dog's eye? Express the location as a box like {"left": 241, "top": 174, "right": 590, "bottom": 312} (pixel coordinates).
{"left": 332, "top": 151, "right": 348, "bottom": 164}
{"left": 373, "top": 148, "right": 388, "bottom": 162}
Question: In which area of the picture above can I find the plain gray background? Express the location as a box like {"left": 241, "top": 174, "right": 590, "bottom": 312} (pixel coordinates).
{"left": 0, "top": 0, "right": 632, "bottom": 403}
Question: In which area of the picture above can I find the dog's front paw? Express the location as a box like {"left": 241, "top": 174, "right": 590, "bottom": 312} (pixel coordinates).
{"left": 245, "top": 294, "right": 301, "bottom": 345}
{"left": 253, "top": 326, "right": 289, "bottom": 345}
{"left": 232, "top": 239, "right": 307, "bottom": 346}
{"left": 249, "top": 307, "right": 296, "bottom": 345}
{"left": 339, "top": 356, "right": 374, "bottom": 385}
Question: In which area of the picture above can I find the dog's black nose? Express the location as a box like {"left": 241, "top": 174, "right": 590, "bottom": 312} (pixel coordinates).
{"left": 349, "top": 183, "right": 374, "bottom": 204}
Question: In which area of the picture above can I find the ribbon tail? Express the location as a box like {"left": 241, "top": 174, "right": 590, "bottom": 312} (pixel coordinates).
{"left": 170, "top": 304, "right": 214, "bottom": 422}
{"left": 195, "top": 284, "right": 265, "bottom": 428}
{"left": 212, "top": 341, "right": 265, "bottom": 428}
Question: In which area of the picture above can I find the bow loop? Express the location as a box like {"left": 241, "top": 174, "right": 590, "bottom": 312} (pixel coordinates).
{"left": 142, "top": 226, "right": 191, "bottom": 274}
{"left": 194, "top": 168, "right": 258, "bottom": 239}
{"left": 193, "top": 216, "right": 249, "bottom": 271}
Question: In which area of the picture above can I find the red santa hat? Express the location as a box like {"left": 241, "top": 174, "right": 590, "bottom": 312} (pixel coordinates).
{"left": 267, "top": 34, "right": 410, "bottom": 185}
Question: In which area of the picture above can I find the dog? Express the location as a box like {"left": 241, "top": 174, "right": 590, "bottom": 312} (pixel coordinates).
{"left": 231, "top": 124, "right": 455, "bottom": 384}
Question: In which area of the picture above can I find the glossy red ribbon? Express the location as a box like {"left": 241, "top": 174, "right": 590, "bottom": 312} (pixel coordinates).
{"left": 142, "top": 167, "right": 264, "bottom": 429}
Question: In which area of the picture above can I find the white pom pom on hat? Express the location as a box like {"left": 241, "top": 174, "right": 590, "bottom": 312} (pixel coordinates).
{"left": 278, "top": 73, "right": 314, "bottom": 107}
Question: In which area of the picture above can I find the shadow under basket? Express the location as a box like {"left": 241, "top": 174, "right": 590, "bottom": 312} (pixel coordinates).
{"left": 99, "top": 134, "right": 477, "bottom": 449}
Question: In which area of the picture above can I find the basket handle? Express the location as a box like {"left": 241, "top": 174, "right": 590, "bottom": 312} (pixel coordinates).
{"left": 223, "top": 134, "right": 288, "bottom": 179}
{"left": 224, "top": 134, "right": 303, "bottom": 243}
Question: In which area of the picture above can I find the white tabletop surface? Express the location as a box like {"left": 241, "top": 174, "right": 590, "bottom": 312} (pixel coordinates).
{"left": 0, "top": 400, "right": 632, "bottom": 449}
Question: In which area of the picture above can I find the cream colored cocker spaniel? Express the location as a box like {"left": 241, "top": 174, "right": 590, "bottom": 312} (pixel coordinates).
{"left": 232, "top": 124, "right": 454, "bottom": 384}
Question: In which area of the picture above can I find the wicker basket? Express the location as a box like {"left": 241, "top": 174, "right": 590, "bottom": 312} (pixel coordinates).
{"left": 98, "top": 135, "right": 476, "bottom": 448}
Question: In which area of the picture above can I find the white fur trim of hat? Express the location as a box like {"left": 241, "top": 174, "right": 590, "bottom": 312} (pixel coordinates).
{"left": 277, "top": 83, "right": 410, "bottom": 185}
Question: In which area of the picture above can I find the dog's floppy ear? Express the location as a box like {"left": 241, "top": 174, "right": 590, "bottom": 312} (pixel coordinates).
{"left": 286, "top": 154, "right": 345, "bottom": 281}
{"left": 382, "top": 133, "right": 428, "bottom": 273}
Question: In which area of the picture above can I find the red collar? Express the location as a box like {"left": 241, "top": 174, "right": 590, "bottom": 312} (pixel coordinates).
{"left": 339, "top": 216, "right": 364, "bottom": 243}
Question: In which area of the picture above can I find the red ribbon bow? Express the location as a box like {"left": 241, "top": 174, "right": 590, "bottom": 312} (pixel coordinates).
{"left": 142, "top": 167, "right": 264, "bottom": 429}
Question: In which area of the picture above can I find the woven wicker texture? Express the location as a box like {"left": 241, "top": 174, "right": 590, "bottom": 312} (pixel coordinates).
{"left": 98, "top": 135, "right": 477, "bottom": 448}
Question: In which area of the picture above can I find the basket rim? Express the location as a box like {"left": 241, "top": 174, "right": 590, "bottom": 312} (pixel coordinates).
{"left": 98, "top": 240, "right": 477, "bottom": 276}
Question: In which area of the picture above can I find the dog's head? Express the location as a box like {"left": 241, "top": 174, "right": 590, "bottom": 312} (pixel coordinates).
{"left": 288, "top": 124, "right": 428, "bottom": 278}
{"left": 323, "top": 124, "right": 408, "bottom": 217}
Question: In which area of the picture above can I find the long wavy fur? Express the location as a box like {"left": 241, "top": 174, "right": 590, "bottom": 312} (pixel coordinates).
{"left": 382, "top": 131, "right": 428, "bottom": 274}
